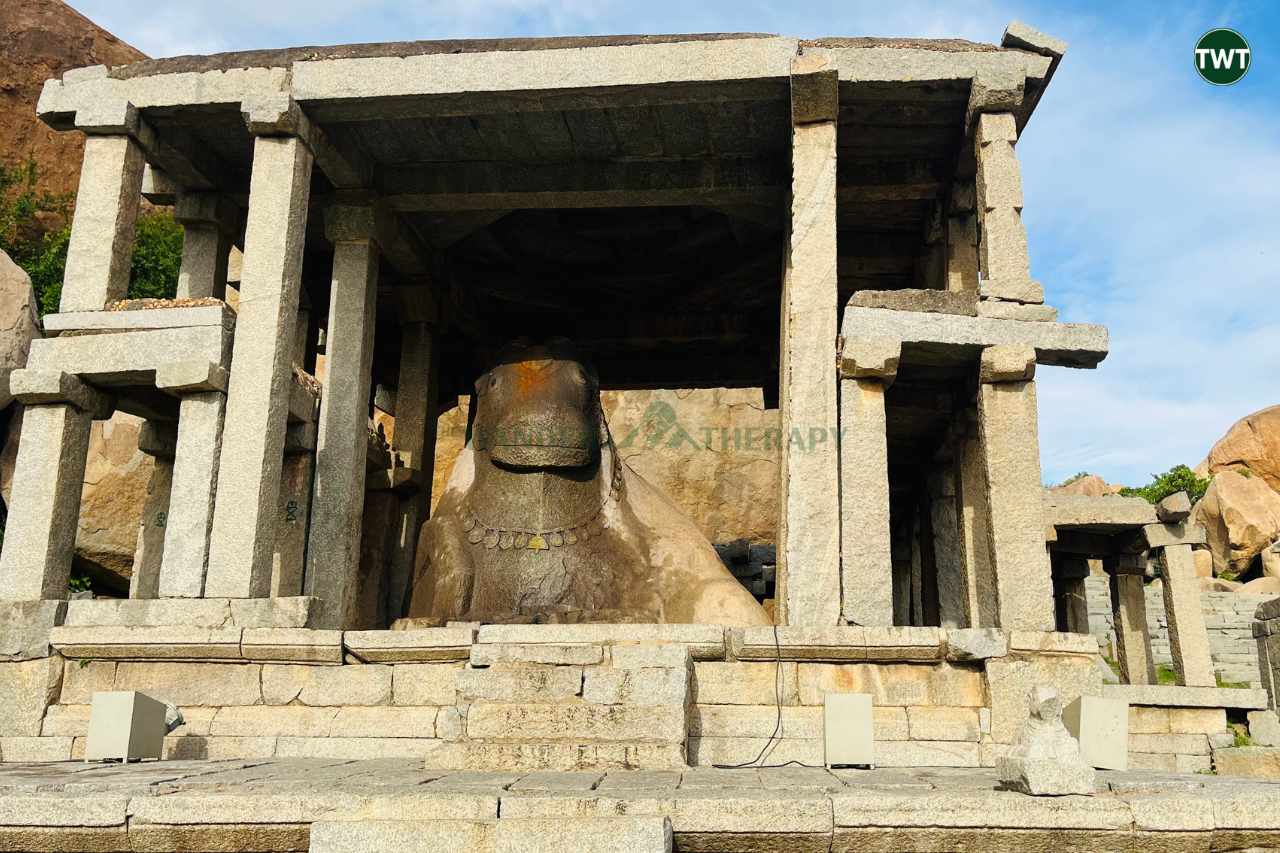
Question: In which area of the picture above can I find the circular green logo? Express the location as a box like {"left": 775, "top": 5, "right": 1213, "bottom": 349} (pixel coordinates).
{"left": 1195, "top": 28, "right": 1251, "bottom": 85}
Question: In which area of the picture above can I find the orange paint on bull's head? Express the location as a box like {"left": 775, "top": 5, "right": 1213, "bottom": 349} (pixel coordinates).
{"left": 472, "top": 341, "right": 601, "bottom": 470}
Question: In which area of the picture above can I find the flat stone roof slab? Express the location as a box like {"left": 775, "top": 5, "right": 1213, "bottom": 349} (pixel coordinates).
{"left": 840, "top": 305, "right": 1108, "bottom": 368}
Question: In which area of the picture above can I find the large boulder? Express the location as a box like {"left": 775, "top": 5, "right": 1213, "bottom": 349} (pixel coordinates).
{"left": 1051, "top": 473, "right": 1122, "bottom": 497}
{"left": 1200, "top": 405, "right": 1280, "bottom": 494}
{"left": 1192, "top": 470, "right": 1280, "bottom": 576}
{"left": 0, "top": 250, "right": 42, "bottom": 410}
{"left": 0, "top": 410, "right": 152, "bottom": 592}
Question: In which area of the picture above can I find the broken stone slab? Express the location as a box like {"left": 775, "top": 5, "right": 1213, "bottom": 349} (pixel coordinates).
{"left": 49, "top": 625, "right": 244, "bottom": 661}
{"left": 26, "top": 325, "right": 232, "bottom": 386}
{"left": 42, "top": 303, "right": 234, "bottom": 334}
{"left": 996, "top": 686, "right": 1095, "bottom": 795}
{"left": 240, "top": 628, "right": 343, "bottom": 665}
{"left": 1002, "top": 21, "right": 1069, "bottom": 58}
{"left": 976, "top": 300, "right": 1057, "bottom": 322}
{"left": 345, "top": 627, "right": 475, "bottom": 662}
{"left": 839, "top": 305, "right": 1107, "bottom": 369}
{"left": 61, "top": 598, "right": 316, "bottom": 629}
{"left": 1042, "top": 492, "right": 1157, "bottom": 529}
{"left": 474, "top": 624, "right": 726, "bottom": 660}
{"left": 944, "top": 628, "right": 1008, "bottom": 661}
{"left": 1156, "top": 491, "right": 1192, "bottom": 523}
{"left": 848, "top": 289, "right": 976, "bottom": 316}
{"left": 0, "top": 600, "right": 67, "bottom": 661}
{"left": 1247, "top": 710, "right": 1280, "bottom": 747}
{"left": 1102, "top": 684, "right": 1268, "bottom": 709}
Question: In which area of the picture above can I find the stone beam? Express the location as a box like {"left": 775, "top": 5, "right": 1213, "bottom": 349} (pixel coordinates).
{"left": 1043, "top": 493, "right": 1157, "bottom": 531}
{"left": 27, "top": 326, "right": 232, "bottom": 386}
{"left": 74, "top": 101, "right": 224, "bottom": 192}
{"left": 380, "top": 158, "right": 786, "bottom": 212}
{"left": 291, "top": 37, "right": 799, "bottom": 120}
{"left": 840, "top": 305, "right": 1108, "bottom": 369}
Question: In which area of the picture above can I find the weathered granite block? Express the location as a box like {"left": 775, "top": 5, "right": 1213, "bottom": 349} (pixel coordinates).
{"left": 583, "top": 667, "right": 687, "bottom": 706}
{"left": 345, "top": 627, "right": 474, "bottom": 662}
{"left": 474, "top": 624, "right": 725, "bottom": 659}
{"left": 392, "top": 663, "right": 464, "bottom": 706}
{"left": 262, "top": 663, "right": 392, "bottom": 706}
{"left": 50, "top": 626, "right": 244, "bottom": 660}
{"left": 457, "top": 663, "right": 583, "bottom": 702}
{"left": 691, "top": 662, "right": 800, "bottom": 705}
{"left": 0, "top": 657, "right": 62, "bottom": 736}
{"left": 466, "top": 703, "right": 685, "bottom": 743}
{"left": 0, "top": 601, "right": 67, "bottom": 661}
{"left": 240, "top": 628, "right": 343, "bottom": 664}
{"left": 471, "top": 644, "right": 604, "bottom": 667}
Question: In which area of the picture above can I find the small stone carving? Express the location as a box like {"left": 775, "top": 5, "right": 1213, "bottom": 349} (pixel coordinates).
{"left": 406, "top": 338, "right": 770, "bottom": 626}
{"left": 997, "top": 686, "right": 1096, "bottom": 796}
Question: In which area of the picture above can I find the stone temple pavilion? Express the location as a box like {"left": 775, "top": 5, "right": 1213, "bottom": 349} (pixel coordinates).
{"left": 1, "top": 22, "right": 1278, "bottom": 853}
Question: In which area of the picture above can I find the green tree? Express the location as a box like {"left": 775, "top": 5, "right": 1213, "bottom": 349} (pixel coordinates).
{"left": 1119, "top": 464, "right": 1211, "bottom": 505}
{"left": 1, "top": 159, "right": 183, "bottom": 315}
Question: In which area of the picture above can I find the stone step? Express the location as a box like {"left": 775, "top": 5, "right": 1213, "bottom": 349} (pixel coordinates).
{"left": 308, "top": 817, "right": 672, "bottom": 852}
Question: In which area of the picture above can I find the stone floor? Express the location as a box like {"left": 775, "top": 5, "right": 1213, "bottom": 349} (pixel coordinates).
{"left": 2, "top": 758, "right": 1280, "bottom": 851}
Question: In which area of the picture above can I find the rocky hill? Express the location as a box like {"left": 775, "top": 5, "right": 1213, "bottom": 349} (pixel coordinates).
{"left": 0, "top": 0, "right": 145, "bottom": 198}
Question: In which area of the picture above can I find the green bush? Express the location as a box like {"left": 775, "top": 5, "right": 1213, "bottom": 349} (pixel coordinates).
{"left": 1, "top": 159, "right": 183, "bottom": 316}
{"left": 1119, "top": 464, "right": 1211, "bottom": 505}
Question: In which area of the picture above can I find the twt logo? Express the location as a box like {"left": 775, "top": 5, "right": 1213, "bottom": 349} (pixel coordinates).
{"left": 1195, "top": 28, "right": 1251, "bottom": 85}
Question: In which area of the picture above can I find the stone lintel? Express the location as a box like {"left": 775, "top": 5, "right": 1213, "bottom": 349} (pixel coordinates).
{"left": 965, "top": 66, "right": 1025, "bottom": 133}
{"left": 43, "top": 303, "right": 235, "bottom": 334}
{"left": 1123, "top": 522, "right": 1208, "bottom": 554}
{"left": 27, "top": 325, "right": 232, "bottom": 386}
{"left": 790, "top": 51, "right": 837, "bottom": 124}
{"left": 155, "top": 361, "right": 229, "bottom": 394}
{"left": 9, "top": 369, "right": 113, "bottom": 417}
{"left": 1104, "top": 553, "right": 1148, "bottom": 575}
{"left": 840, "top": 305, "right": 1107, "bottom": 369}
{"left": 848, "top": 289, "right": 977, "bottom": 317}
{"left": 137, "top": 420, "right": 178, "bottom": 459}
{"left": 839, "top": 338, "right": 901, "bottom": 382}
{"left": 1043, "top": 493, "right": 1157, "bottom": 530}
{"left": 978, "top": 344, "right": 1035, "bottom": 383}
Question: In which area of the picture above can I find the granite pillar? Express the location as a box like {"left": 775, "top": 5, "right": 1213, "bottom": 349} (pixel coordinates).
{"left": 1160, "top": 543, "right": 1217, "bottom": 687}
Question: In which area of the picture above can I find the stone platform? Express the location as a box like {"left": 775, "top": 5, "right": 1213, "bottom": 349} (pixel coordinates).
{"left": 2, "top": 758, "right": 1280, "bottom": 852}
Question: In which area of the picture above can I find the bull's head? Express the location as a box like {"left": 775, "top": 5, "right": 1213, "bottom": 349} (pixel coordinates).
{"left": 471, "top": 338, "right": 603, "bottom": 470}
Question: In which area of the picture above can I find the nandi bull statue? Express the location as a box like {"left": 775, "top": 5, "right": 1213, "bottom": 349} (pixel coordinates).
{"left": 406, "top": 338, "right": 770, "bottom": 625}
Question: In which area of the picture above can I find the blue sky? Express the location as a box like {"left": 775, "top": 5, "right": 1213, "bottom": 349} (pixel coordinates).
{"left": 68, "top": 1, "right": 1280, "bottom": 487}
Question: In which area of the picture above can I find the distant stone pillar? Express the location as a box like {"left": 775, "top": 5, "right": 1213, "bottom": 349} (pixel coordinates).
{"left": 976, "top": 345, "right": 1054, "bottom": 631}
{"left": 1159, "top": 543, "right": 1216, "bottom": 687}
{"left": 838, "top": 340, "right": 898, "bottom": 626}
{"left": 174, "top": 193, "right": 238, "bottom": 300}
{"left": 954, "top": 414, "right": 997, "bottom": 627}
{"left": 778, "top": 52, "right": 840, "bottom": 626}
{"left": 1056, "top": 555, "right": 1091, "bottom": 635}
{"left": 1105, "top": 554, "right": 1156, "bottom": 685}
{"left": 129, "top": 421, "right": 177, "bottom": 599}
{"left": 0, "top": 371, "right": 111, "bottom": 599}
{"left": 158, "top": 390, "right": 227, "bottom": 597}
{"left": 305, "top": 205, "right": 381, "bottom": 629}
{"left": 206, "top": 101, "right": 314, "bottom": 598}
{"left": 385, "top": 320, "right": 441, "bottom": 621}
{"left": 60, "top": 105, "right": 146, "bottom": 312}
